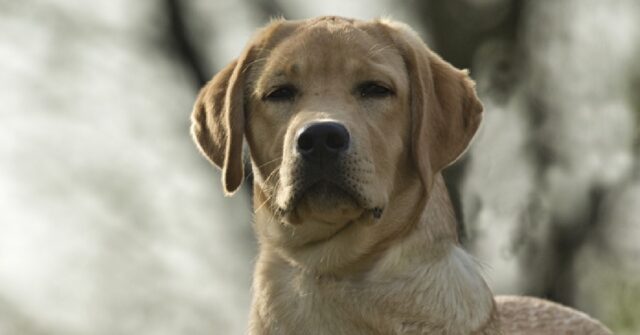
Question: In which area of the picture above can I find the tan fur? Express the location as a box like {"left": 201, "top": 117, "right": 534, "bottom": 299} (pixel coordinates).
{"left": 191, "top": 16, "right": 612, "bottom": 335}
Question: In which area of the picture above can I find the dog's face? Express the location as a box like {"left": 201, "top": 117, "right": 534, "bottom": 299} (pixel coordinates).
{"left": 248, "top": 21, "right": 409, "bottom": 228}
{"left": 191, "top": 17, "right": 483, "bottom": 273}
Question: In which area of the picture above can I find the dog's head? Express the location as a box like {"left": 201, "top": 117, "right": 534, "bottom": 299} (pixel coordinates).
{"left": 191, "top": 17, "right": 482, "bottom": 273}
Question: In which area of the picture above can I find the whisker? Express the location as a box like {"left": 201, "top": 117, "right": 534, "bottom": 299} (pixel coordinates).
{"left": 253, "top": 168, "right": 281, "bottom": 213}
{"left": 263, "top": 166, "right": 281, "bottom": 186}
{"left": 254, "top": 156, "right": 283, "bottom": 171}
{"left": 254, "top": 193, "right": 274, "bottom": 213}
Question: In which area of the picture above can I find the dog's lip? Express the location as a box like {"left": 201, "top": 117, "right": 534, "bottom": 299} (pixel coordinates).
{"left": 291, "top": 179, "right": 361, "bottom": 209}
{"left": 301, "top": 209, "right": 372, "bottom": 247}
{"left": 274, "top": 178, "right": 384, "bottom": 226}
{"left": 307, "top": 180, "right": 355, "bottom": 198}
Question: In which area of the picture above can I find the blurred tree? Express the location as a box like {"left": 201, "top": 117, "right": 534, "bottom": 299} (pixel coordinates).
{"left": 166, "top": 0, "right": 209, "bottom": 87}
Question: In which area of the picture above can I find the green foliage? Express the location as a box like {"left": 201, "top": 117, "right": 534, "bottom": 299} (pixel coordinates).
{"left": 602, "top": 277, "right": 640, "bottom": 335}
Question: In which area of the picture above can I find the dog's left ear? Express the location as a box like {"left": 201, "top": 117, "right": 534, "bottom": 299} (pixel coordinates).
{"left": 382, "top": 21, "right": 483, "bottom": 191}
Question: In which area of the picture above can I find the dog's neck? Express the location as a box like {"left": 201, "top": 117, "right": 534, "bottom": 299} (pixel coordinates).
{"left": 251, "top": 174, "right": 498, "bottom": 334}
{"left": 336, "top": 174, "right": 463, "bottom": 278}
{"left": 367, "top": 175, "right": 464, "bottom": 275}
{"left": 413, "top": 174, "right": 461, "bottom": 245}
{"left": 359, "top": 176, "right": 497, "bottom": 333}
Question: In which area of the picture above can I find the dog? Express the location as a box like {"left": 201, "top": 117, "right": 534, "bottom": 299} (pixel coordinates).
{"left": 191, "top": 16, "right": 612, "bottom": 335}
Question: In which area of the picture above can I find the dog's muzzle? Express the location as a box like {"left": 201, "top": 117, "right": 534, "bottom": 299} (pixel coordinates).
{"left": 282, "top": 121, "right": 384, "bottom": 220}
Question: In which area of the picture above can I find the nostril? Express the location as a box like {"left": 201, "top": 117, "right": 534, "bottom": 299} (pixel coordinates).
{"left": 326, "top": 130, "right": 348, "bottom": 151}
{"left": 297, "top": 132, "right": 314, "bottom": 153}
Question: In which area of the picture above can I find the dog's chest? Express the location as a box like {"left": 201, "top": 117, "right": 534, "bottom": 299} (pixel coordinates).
{"left": 259, "top": 270, "right": 466, "bottom": 334}
{"left": 254, "top": 247, "right": 496, "bottom": 335}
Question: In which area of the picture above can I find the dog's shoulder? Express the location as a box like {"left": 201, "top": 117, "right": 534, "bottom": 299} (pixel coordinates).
{"left": 496, "top": 295, "right": 612, "bottom": 334}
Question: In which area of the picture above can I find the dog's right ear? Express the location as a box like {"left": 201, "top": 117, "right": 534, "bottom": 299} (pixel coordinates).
{"left": 191, "top": 19, "right": 297, "bottom": 196}
{"left": 191, "top": 56, "right": 247, "bottom": 196}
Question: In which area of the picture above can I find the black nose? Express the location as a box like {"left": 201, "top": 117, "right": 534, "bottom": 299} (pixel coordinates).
{"left": 296, "top": 122, "right": 350, "bottom": 160}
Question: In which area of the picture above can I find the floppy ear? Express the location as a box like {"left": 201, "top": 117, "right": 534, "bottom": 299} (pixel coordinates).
{"left": 190, "top": 54, "right": 250, "bottom": 195}
{"left": 383, "top": 22, "right": 483, "bottom": 191}
{"left": 191, "top": 19, "right": 296, "bottom": 196}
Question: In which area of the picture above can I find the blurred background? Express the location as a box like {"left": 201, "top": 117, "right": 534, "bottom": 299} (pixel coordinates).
{"left": 1, "top": 0, "right": 639, "bottom": 334}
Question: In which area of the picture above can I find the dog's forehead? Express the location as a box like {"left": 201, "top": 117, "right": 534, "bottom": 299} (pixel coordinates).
{"left": 254, "top": 20, "right": 406, "bottom": 91}
{"left": 255, "top": 21, "right": 404, "bottom": 87}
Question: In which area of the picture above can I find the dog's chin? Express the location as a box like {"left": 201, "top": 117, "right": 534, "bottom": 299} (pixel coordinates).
{"left": 292, "top": 182, "right": 365, "bottom": 225}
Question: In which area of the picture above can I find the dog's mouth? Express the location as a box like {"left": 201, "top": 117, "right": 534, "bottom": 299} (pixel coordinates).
{"left": 277, "top": 179, "right": 382, "bottom": 225}
{"left": 303, "top": 181, "right": 359, "bottom": 208}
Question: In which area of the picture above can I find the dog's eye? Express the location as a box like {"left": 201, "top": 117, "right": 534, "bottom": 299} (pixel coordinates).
{"left": 358, "top": 82, "right": 394, "bottom": 98}
{"left": 263, "top": 85, "right": 297, "bottom": 102}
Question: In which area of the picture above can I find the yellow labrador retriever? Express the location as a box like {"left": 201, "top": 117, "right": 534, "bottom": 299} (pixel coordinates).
{"left": 191, "top": 16, "right": 611, "bottom": 335}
